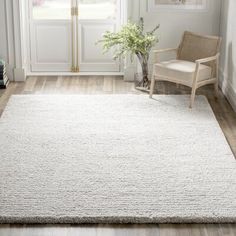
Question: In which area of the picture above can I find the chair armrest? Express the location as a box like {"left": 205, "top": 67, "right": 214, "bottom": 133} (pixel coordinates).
{"left": 195, "top": 53, "right": 220, "bottom": 64}
{"left": 153, "top": 48, "right": 178, "bottom": 54}
{"left": 193, "top": 53, "right": 220, "bottom": 85}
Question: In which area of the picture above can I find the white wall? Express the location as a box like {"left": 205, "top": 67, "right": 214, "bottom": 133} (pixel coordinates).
{"left": 125, "top": 0, "right": 222, "bottom": 80}
{"left": 0, "top": 0, "right": 15, "bottom": 81}
{"left": 219, "top": 0, "right": 236, "bottom": 111}
{"left": 0, "top": 1, "right": 8, "bottom": 64}
{"left": 0, "top": 0, "right": 26, "bottom": 81}
{"left": 140, "top": 0, "right": 221, "bottom": 49}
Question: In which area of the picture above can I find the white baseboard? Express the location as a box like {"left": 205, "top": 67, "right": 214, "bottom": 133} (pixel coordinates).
{"left": 6, "top": 64, "right": 14, "bottom": 81}
{"left": 26, "top": 72, "right": 124, "bottom": 77}
{"left": 14, "top": 68, "right": 26, "bottom": 82}
{"left": 219, "top": 70, "right": 236, "bottom": 112}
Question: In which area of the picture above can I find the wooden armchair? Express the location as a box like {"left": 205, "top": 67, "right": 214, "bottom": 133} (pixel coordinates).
{"left": 149, "top": 31, "right": 222, "bottom": 108}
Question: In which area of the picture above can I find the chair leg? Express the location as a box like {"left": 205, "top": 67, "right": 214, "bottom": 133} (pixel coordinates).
{"left": 190, "top": 63, "right": 200, "bottom": 108}
{"left": 149, "top": 75, "right": 156, "bottom": 98}
{"left": 190, "top": 87, "right": 197, "bottom": 109}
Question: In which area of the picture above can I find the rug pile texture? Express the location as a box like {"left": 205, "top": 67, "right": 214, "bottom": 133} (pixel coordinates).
{"left": 0, "top": 95, "right": 235, "bottom": 224}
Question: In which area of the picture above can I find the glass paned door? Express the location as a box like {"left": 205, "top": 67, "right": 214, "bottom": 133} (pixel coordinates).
{"left": 29, "top": 0, "right": 121, "bottom": 72}
{"left": 79, "top": 0, "right": 117, "bottom": 19}
{"left": 32, "top": 0, "right": 118, "bottom": 20}
{"left": 32, "top": 0, "right": 71, "bottom": 19}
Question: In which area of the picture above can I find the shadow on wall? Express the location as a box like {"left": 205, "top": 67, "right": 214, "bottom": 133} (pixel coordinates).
{"left": 220, "top": 0, "right": 232, "bottom": 87}
{"left": 219, "top": 0, "right": 236, "bottom": 111}
{"left": 226, "top": 10, "right": 236, "bottom": 90}
{"left": 233, "top": 21, "right": 236, "bottom": 88}
{"left": 227, "top": 42, "right": 234, "bottom": 87}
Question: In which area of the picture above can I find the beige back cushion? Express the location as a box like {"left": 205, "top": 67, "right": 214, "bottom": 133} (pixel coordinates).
{"left": 177, "top": 31, "right": 221, "bottom": 76}
{"left": 178, "top": 31, "right": 221, "bottom": 62}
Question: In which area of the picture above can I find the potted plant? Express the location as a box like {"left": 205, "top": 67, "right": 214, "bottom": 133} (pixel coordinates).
{"left": 99, "top": 18, "right": 159, "bottom": 89}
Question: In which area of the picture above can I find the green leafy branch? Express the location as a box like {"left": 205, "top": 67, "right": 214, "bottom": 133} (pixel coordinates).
{"left": 98, "top": 18, "right": 159, "bottom": 61}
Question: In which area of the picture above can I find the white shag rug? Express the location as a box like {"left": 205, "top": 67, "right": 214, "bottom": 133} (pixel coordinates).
{"left": 0, "top": 95, "right": 235, "bottom": 224}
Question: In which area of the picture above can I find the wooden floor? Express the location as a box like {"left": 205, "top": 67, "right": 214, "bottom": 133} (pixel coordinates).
{"left": 0, "top": 76, "right": 236, "bottom": 236}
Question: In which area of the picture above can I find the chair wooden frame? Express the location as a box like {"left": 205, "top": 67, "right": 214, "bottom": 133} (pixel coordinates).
{"left": 149, "top": 32, "right": 221, "bottom": 108}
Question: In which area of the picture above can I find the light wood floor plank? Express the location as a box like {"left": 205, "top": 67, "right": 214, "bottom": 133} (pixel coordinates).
{"left": 0, "top": 76, "right": 235, "bottom": 235}
{"left": 159, "top": 224, "right": 178, "bottom": 236}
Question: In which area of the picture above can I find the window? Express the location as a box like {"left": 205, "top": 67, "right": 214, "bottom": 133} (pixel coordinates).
{"left": 32, "top": 0, "right": 117, "bottom": 20}
{"left": 148, "top": 0, "right": 207, "bottom": 11}
{"left": 33, "top": 0, "right": 71, "bottom": 20}
{"left": 79, "top": 0, "right": 117, "bottom": 20}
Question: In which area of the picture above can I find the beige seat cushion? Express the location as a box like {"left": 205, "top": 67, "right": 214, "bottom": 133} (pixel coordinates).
{"left": 154, "top": 60, "right": 212, "bottom": 87}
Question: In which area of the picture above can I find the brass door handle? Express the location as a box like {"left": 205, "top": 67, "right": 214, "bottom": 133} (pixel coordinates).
{"left": 75, "top": 0, "right": 79, "bottom": 72}
{"left": 71, "top": 0, "right": 80, "bottom": 72}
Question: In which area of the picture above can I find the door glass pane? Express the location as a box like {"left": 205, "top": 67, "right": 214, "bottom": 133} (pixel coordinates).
{"left": 33, "top": 0, "right": 70, "bottom": 20}
{"left": 79, "top": 0, "right": 117, "bottom": 20}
